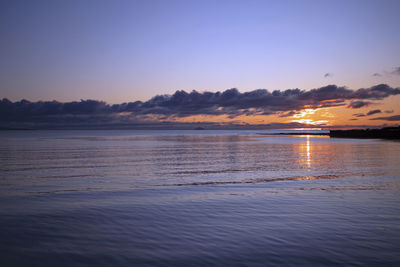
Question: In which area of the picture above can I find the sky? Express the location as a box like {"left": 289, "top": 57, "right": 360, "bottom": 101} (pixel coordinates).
{"left": 0, "top": 0, "right": 399, "bottom": 129}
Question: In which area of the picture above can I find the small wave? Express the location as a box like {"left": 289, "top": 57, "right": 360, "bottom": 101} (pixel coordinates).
{"left": 23, "top": 174, "right": 345, "bottom": 195}
{"left": 154, "top": 174, "right": 342, "bottom": 187}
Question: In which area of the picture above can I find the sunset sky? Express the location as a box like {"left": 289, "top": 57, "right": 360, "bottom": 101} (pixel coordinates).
{"left": 1, "top": 0, "right": 399, "bottom": 128}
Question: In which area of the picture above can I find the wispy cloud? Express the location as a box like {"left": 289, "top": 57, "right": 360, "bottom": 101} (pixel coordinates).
{"left": 278, "top": 111, "right": 297, "bottom": 117}
{"left": 372, "top": 66, "right": 400, "bottom": 77}
{"left": 347, "top": 100, "right": 373, "bottom": 109}
{"left": 392, "top": 66, "right": 400, "bottom": 75}
{"left": 353, "top": 109, "right": 383, "bottom": 117}
{"left": 370, "top": 115, "right": 400, "bottom": 121}
{"left": 366, "top": 109, "right": 381, "bottom": 116}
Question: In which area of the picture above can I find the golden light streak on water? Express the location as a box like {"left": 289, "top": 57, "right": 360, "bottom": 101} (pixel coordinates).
{"left": 306, "top": 135, "right": 311, "bottom": 168}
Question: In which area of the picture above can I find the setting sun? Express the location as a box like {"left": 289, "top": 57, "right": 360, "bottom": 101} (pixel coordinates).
{"left": 0, "top": 1, "right": 399, "bottom": 266}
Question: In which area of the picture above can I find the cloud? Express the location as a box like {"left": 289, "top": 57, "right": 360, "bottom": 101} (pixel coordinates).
{"left": 1, "top": 84, "right": 399, "bottom": 128}
{"left": 324, "top": 73, "right": 332, "bottom": 78}
{"left": 278, "top": 111, "right": 298, "bottom": 117}
{"left": 350, "top": 84, "right": 400, "bottom": 99}
{"left": 366, "top": 109, "right": 381, "bottom": 116}
{"left": 392, "top": 67, "right": 400, "bottom": 75}
{"left": 347, "top": 100, "right": 373, "bottom": 109}
{"left": 372, "top": 66, "right": 400, "bottom": 77}
{"left": 369, "top": 115, "right": 400, "bottom": 121}
{"left": 354, "top": 109, "right": 382, "bottom": 117}
{"left": 385, "top": 110, "right": 394, "bottom": 114}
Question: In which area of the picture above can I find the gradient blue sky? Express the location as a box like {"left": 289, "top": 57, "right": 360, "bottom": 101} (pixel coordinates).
{"left": 1, "top": 0, "right": 399, "bottom": 104}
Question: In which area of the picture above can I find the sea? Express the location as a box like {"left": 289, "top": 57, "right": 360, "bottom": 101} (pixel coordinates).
{"left": 0, "top": 130, "right": 400, "bottom": 266}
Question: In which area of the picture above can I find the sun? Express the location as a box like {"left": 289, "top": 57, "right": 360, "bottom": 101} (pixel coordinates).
{"left": 293, "top": 109, "right": 317, "bottom": 119}
{"left": 291, "top": 108, "right": 329, "bottom": 125}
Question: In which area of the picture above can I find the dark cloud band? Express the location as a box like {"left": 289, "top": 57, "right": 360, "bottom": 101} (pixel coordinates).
{"left": 1, "top": 84, "right": 399, "bottom": 125}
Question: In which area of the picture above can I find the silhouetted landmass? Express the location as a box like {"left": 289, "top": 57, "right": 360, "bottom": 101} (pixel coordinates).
{"left": 257, "top": 127, "right": 400, "bottom": 139}
{"left": 257, "top": 132, "right": 329, "bottom": 136}
{"left": 329, "top": 126, "right": 400, "bottom": 139}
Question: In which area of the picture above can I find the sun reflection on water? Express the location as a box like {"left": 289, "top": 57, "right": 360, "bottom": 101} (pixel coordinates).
{"left": 306, "top": 135, "right": 311, "bottom": 168}
{"left": 298, "top": 135, "right": 312, "bottom": 169}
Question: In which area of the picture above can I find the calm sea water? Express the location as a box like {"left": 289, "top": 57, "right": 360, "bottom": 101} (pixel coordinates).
{"left": 1, "top": 130, "right": 400, "bottom": 266}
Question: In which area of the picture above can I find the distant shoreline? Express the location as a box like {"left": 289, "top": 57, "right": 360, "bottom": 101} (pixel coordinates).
{"left": 329, "top": 126, "right": 400, "bottom": 140}
{"left": 257, "top": 132, "right": 329, "bottom": 136}
{"left": 258, "top": 126, "right": 400, "bottom": 140}
{"left": 0, "top": 126, "right": 399, "bottom": 140}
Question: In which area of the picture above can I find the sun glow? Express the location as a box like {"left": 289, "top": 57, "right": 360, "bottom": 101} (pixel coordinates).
{"left": 291, "top": 108, "right": 331, "bottom": 125}
{"left": 293, "top": 119, "right": 329, "bottom": 125}
{"left": 293, "top": 109, "right": 317, "bottom": 118}
{"left": 132, "top": 96, "right": 400, "bottom": 127}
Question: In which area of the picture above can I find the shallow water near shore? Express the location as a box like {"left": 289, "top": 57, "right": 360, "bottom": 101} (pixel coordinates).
{"left": 1, "top": 130, "right": 400, "bottom": 266}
